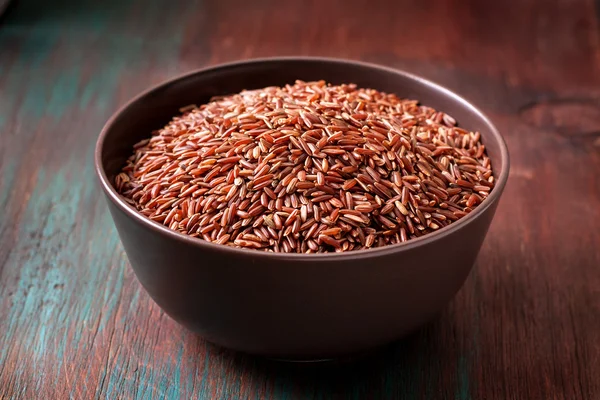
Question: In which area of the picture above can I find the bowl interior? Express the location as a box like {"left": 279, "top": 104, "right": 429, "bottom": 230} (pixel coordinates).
{"left": 99, "top": 58, "right": 507, "bottom": 190}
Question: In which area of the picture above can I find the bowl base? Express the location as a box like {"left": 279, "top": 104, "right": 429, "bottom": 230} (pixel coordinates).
{"left": 265, "top": 346, "right": 386, "bottom": 364}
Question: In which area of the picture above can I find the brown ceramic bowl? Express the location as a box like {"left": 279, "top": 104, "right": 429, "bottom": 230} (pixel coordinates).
{"left": 95, "top": 57, "right": 509, "bottom": 360}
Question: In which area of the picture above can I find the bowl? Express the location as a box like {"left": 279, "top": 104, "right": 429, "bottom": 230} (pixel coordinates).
{"left": 0, "top": 0, "right": 12, "bottom": 19}
{"left": 95, "top": 57, "right": 509, "bottom": 360}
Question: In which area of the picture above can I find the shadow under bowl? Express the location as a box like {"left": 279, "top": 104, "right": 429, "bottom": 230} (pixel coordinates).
{"left": 95, "top": 57, "right": 509, "bottom": 360}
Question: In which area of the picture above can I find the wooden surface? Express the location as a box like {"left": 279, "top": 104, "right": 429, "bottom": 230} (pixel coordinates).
{"left": 1, "top": 0, "right": 599, "bottom": 398}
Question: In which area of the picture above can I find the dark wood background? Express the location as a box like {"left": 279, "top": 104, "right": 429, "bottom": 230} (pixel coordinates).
{"left": 1, "top": 0, "right": 599, "bottom": 398}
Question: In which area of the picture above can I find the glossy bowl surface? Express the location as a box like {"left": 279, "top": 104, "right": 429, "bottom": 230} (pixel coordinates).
{"left": 95, "top": 57, "right": 509, "bottom": 359}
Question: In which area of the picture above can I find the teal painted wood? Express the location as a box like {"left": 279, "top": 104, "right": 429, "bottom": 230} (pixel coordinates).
{"left": 1, "top": 0, "right": 600, "bottom": 398}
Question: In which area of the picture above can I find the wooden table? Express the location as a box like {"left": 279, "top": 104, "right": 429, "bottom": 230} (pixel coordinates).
{"left": 1, "top": 0, "right": 599, "bottom": 398}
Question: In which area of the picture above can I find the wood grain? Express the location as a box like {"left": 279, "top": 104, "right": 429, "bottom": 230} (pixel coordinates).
{"left": 1, "top": 0, "right": 599, "bottom": 398}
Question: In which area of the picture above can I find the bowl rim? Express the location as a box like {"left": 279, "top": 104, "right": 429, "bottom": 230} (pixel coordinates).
{"left": 95, "top": 56, "right": 510, "bottom": 261}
